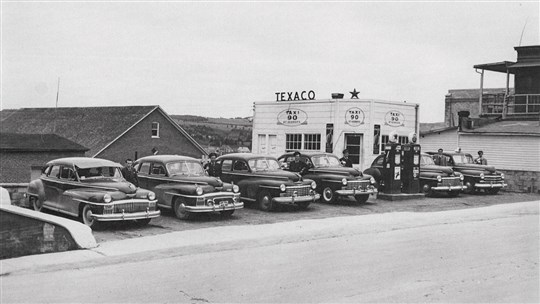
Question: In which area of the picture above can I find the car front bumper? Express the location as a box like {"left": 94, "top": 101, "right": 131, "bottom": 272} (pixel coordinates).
{"left": 475, "top": 182, "right": 507, "bottom": 189}
{"left": 335, "top": 188, "right": 377, "bottom": 196}
{"left": 93, "top": 209, "right": 161, "bottom": 221}
{"left": 432, "top": 185, "right": 467, "bottom": 191}
{"left": 184, "top": 201, "right": 244, "bottom": 213}
{"left": 273, "top": 194, "right": 321, "bottom": 205}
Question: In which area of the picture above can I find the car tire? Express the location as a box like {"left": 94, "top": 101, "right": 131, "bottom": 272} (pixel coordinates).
{"left": 173, "top": 198, "right": 192, "bottom": 220}
{"left": 355, "top": 194, "right": 369, "bottom": 204}
{"left": 258, "top": 190, "right": 274, "bottom": 211}
{"left": 29, "top": 196, "right": 43, "bottom": 212}
{"left": 220, "top": 210, "right": 235, "bottom": 217}
{"left": 321, "top": 187, "right": 336, "bottom": 204}
{"left": 464, "top": 180, "right": 476, "bottom": 195}
{"left": 421, "top": 183, "right": 434, "bottom": 197}
{"left": 81, "top": 204, "right": 98, "bottom": 229}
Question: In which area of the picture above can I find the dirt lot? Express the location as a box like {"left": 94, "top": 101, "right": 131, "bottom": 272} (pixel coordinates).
{"left": 90, "top": 191, "right": 539, "bottom": 243}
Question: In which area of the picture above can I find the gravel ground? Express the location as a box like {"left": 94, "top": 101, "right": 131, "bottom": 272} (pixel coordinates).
{"left": 91, "top": 191, "right": 540, "bottom": 243}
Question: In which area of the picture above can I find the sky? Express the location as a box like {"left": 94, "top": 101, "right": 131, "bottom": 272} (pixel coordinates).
{"left": 1, "top": 1, "right": 539, "bottom": 123}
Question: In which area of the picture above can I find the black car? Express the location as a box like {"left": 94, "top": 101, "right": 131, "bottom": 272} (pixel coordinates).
{"left": 215, "top": 153, "right": 320, "bottom": 211}
{"left": 278, "top": 152, "right": 377, "bottom": 204}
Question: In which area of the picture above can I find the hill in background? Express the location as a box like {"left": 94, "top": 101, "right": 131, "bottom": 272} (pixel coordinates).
{"left": 171, "top": 115, "right": 252, "bottom": 154}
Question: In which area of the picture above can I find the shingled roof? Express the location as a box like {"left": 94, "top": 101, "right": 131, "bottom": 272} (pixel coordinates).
{"left": 0, "top": 133, "right": 89, "bottom": 152}
{"left": 461, "top": 119, "right": 540, "bottom": 136}
{"left": 0, "top": 106, "right": 205, "bottom": 156}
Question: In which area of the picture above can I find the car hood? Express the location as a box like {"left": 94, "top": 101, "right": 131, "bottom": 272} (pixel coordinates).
{"left": 169, "top": 175, "right": 222, "bottom": 187}
{"left": 80, "top": 180, "right": 137, "bottom": 194}
{"left": 311, "top": 167, "right": 361, "bottom": 177}
{"left": 421, "top": 164, "right": 454, "bottom": 175}
{"left": 455, "top": 163, "right": 496, "bottom": 173}
{"left": 252, "top": 170, "right": 302, "bottom": 182}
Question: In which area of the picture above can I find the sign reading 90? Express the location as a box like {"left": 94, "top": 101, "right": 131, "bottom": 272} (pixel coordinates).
{"left": 345, "top": 107, "right": 365, "bottom": 126}
{"left": 385, "top": 110, "right": 405, "bottom": 127}
{"left": 277, "top": 108, "right": 308, "bottom": 126}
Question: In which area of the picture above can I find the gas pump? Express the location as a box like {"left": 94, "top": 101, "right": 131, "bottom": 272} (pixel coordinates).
{"left": 401, "top": 132, "right": 421, "bottom": 194}
{"left": 382, "top": 132, "right": 402, "bottom": 194}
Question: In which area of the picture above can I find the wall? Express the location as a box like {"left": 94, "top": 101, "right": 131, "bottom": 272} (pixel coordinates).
{"left": 500, "top": 169, "right": 540, "bottom": 193}
{"left": 97, "top": 110, "right": 205, "bottom": 163}
{"left": 1, "top": 183, "right": 28, "bottom": 207}
{"left": 444, "top": 98, "right": 479, "bottom": 127}
{"left": 0, "top": 151, "right": 86, "bottom": 183}
{"left": 419, "top": 129, "right": 459, "bottom": 153}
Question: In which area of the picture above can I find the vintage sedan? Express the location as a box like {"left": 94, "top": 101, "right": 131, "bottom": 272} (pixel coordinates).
{"left": 364, "top": 153, "right": 466, "bottom": 197}
{"left": 216, "top": 153, "right": 320, "bottom": 211}
{"left": 135, "top": 155, "right": 243, "bottom": 219}
{"left": 277, "top": 152, "right": 377, "bottom": 204}
{"left": 426, "top": 151, "right": 506, "bottom": 194}
{"left": 26, "top": 157, "right": 160, "bottom": 228}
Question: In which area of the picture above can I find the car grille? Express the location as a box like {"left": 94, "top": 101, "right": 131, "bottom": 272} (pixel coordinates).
{"left": 440, "top": 177, "right": 461, "bottom": 187}
{"left": 345, "top": 180, "right": 370, "bottom": 190}
{"left": 483, "top": 175, "right": 503, "bottom": 183}
{"left": 285, "top": 185, "right": 311, "bottom": 197}
{"left": 103, "top": 202, "right": 152, "bottom": 214}
{"left": 196, "top": 196, "right": 234, "bottom": 206}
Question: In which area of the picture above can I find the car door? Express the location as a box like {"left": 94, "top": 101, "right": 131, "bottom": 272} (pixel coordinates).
{"left": 41, "top": 165, "right": 62, "bottom": 209}
{"left": 56, "top": 166, "right": 81, "bottom": 216}
{"left": 217, "top": 159, "right": 234, "bottom": 183}
{"left": 147, "top": 162, "right": 169, "bottom": 206}
{"left": 136, "top": 162, "right": 151, "bottom": 189}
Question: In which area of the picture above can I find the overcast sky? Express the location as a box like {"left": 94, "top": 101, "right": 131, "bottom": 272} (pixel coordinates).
{"left": 1, "top": 1, "right": 539, "bottom": 122}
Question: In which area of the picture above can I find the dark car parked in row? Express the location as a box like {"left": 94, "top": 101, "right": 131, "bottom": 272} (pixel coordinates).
{"left": 363, "top": 153, "right": 466, "bottom": 197}
{"left": 216, "top": 153, "right": 320, "bottom": 211}
{"left": 135, "top": 155, "right": 243, "bottom": 219}
{"left": 26, "top": 157, "right": 160, "bottom": 228}
{"left": 278, "top": 152, "right": 377, "bottom": 204}
{"left": 426, "top": 151, "right": 506, "bottom": 194}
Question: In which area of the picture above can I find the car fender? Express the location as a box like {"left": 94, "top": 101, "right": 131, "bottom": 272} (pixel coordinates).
{"left": 27, "top": 178, "right": 46, "bottom": 203}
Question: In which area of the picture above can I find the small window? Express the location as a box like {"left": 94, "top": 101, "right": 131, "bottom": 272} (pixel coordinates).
{"left": 221, "top": 159, "right": 233, "bottom": 172}
{"left": 233, "top": 161, "right": 249, "bottom": 172}
{"left": 303, "top": 134, "right": 321, "bottom": 150}
{"left": 151, "top": 122, "right": 160, "bottom": 138}
{"left": 48, "top": 165, "right": 61, "bottom": 178}
{"left": 60, "top": 167, "right": 76, "bottom": 180}
{"left": 150, "top": 163, "right": 166, "bottom": 176}
{"left": 138, "top": 163, "right": 151, "bottom": 175}
{"left": 285, "top": 134, "right": 302, "bottom": 151}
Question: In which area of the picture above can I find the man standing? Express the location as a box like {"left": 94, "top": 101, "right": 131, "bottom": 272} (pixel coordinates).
{"left": 339, "top": 149, "right": 353, "bottom": 167}
{"left": 433, "top": 148, "right": 448, "bottom": 166}
{"left": 204, "top": 152, "right": 221, "bottom": 177}
{"left": 289, "top": 151, "right": 309, "bottom": 175}
{"left": 475, "top": 150, "right": 488, "bottom": 165}
{"left": 121, "top": 158, "right": 139, "bottom": 187}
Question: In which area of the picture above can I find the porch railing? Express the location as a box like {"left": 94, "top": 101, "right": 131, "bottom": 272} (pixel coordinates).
{"left": 481, "top": 94, "right": 540, "bottom": 116}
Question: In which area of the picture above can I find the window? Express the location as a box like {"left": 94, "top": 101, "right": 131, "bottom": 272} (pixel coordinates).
{"left": 286, "top": 134, "right": 302, "bottom": 151}
{"left": 48, "top": 166, "right": 60, "bottom": 178}
{"left": 138, "top": 162, "right": 151, "bottom": 175}
{"left": 220, "top": 159, "right": 233, "bottom": 172}
{"left": 150, "top": 163, "right": 166, "bottom": 176}
{"left": 381, "top": 135, "right": 409, "bottom": 150}
{"left": 60, "top": 167, "right": 76, "bottom": 180}
{"left": 233, "top": 161, "right": 249, "bottom": 172}
{"left": 285, "top": 133, "right": 322, "bottom": 151}
{"left": 303, "top": 134, "right": 321, "bottom": 150}
{"left": 151, "top": 122, "right": 160, "bottom": 138}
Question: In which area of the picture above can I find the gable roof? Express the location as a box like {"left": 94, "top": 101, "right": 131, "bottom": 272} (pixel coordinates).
{"left": 0, "top": 133, "right": 88, "bottom": 152}
{"left": 0, "top": 105, "right": 206, "bottom": 156}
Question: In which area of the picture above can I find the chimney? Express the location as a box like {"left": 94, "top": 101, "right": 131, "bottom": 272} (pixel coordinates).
{"left": 331, "top": 93, "right": 344, "bottom": 99}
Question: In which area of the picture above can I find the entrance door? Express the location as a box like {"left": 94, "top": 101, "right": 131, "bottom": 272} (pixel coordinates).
{"left": 344, "top": 134, "right": 363, "bottom": 166}
{"left": 268, "top": 135, "right": 277, "bottom": 156}
{"left": 257, "top": 134, "right": 267, "bottom": 154}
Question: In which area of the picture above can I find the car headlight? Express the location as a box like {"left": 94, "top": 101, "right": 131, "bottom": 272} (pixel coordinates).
{"left": 147, "top": 192, "right": 156, "bottom": 200}
{"left": 341, "top": 178, "right": 348, "bottom": 186}
{"left": 500, "top": 173, "right": 504, "bottom": 180}
{"left": 437, "top": 175, "right": 442, "bottom": 182}
{"left": 311, "top": 181, "right": 317, "bottom": 189}
{"left": 196, "top": 187, "right": 203, "bottom": 196}
{"left": 460, "top": 174, "right": 464, "bottom": 181}
{"left": 103, "top": 194, "right": 112, "bottom": 203}
{"left": 370, "top": 177, "right": 376, "bottom": 184}
{"left": 280, "top": 184, "right": 286, "bottom": 192}
{"left": 480, "top": 173, "right": 485, "bottom": 179}
{"left": 233, "top": 185, "right": 240, "bottom": 193}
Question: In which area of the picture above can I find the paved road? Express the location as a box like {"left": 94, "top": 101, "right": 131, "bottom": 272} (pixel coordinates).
{"left": 2, "top": 201, "right": 538, "bottom": 303}
{"left": 91, "top": 192, "right": 539, "bottom": 243}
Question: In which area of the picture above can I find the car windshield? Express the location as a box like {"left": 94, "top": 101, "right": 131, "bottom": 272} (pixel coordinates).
{"left": 421, "top": 155, "right": 435, "bottom": 166}
{"left": 452, "top": 154, "right": 474, "bottom": 164}
{"left": 311, "top": 155, "right": 341, "bottom": 168}
{"left": 248, "top": 158, "right": 281, "bottom": 172}
{"left": 167, "top": 161, "right": 206, "bottom": 176}
{"left": 77, "top": 166, "right": 122, "bottom": 180}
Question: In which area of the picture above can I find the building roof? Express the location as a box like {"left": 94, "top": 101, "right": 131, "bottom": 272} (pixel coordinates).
{"left": 445, "top": 88, "right": 514, "bottom": 100}
{"left": 0, "top": 133, "right": 88, "bottom": 152}
{"left": 0, "top": 106, "right": 206, "bottom": 156}
{"left": 419, "top": 122, "right": 458, "bottom": 135}
{"left": 461, "top": 119, "right": 540, "bottom": 136}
